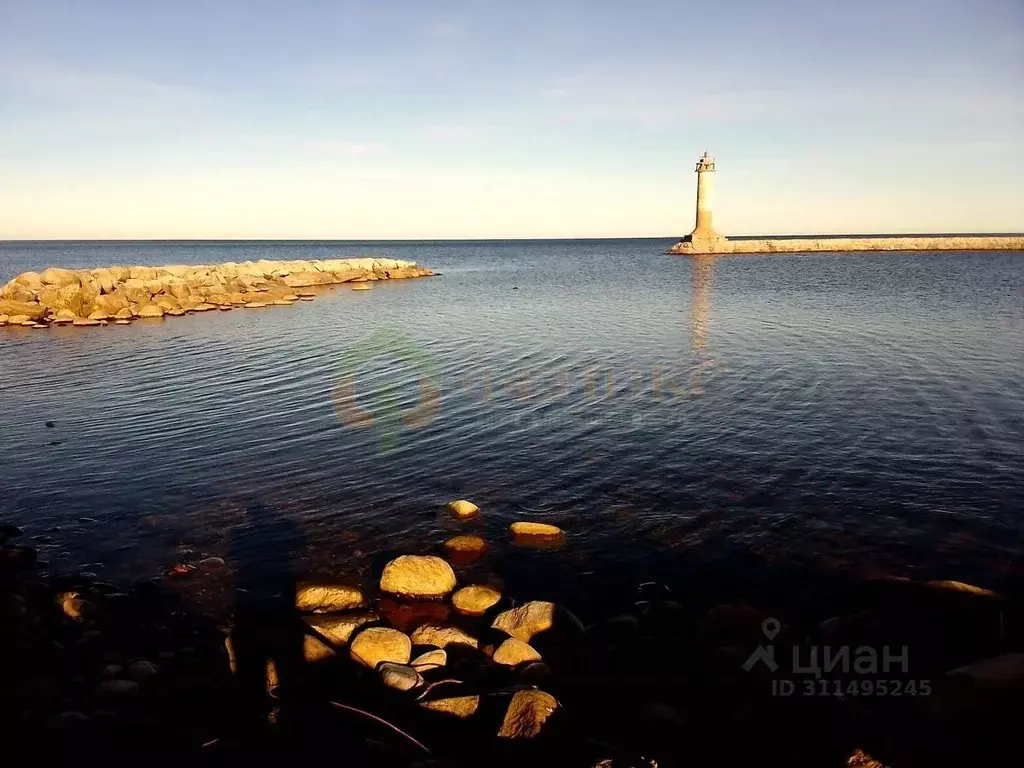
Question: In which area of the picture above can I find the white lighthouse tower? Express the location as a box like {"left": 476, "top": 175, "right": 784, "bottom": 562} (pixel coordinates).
{"left": 683, "top": 151, "right": 726, "bottom": 252}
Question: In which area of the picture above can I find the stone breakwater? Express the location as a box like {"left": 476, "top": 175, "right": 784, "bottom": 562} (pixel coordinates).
{"left": 667, "top": 234, "right": 1024, "bottom": 255}
{"left": 0, "top": 258, "right": 435, "bottom": 328}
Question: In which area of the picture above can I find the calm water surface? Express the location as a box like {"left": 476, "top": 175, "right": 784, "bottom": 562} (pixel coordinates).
{"left": 1, "top": 240, "right": 1022, "bottom": 617}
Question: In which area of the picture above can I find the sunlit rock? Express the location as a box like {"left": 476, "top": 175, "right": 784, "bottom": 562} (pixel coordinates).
{"left": 497, "top": 689, "right": 559, "bottom": 739}
{"left": 446, "top": 499, "right": 480, "bottom": 519}
{"left": 510, "top": 521, "right": 563, "bottom": 537}
{"left": 411, "top": 648, "right": 447, "bottom": 672}
{"left": 410, "top": 623, "right": 479, "bottom": 649}
{"left": 379, "top": 662, "right": 424, "bottom": 691}
{"left": 380, "top": 555, "right": 457, "bottom": 599}
{"left": 295, "top": 583, "right": 365, "bottom": 613}
{"left": 452, "top": 585, "right": 502, "bottom": 617}
{"left": 349, "top": 627, "right": 412, "bottom": 669}
{"left": 493, "top": 637, "right": 542, "bottom": 667}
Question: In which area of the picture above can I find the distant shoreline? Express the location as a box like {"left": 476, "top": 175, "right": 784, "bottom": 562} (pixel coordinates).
{"left": 668, "top": 234, "right": 1024, "bottom": 256}
{"left": 3, "top": 233, "right": 1023, "bottom": 246}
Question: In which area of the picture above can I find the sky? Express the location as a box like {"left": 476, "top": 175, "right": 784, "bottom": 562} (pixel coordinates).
{"left": 0, "top": 0, "right": 1021, "bottom": 239}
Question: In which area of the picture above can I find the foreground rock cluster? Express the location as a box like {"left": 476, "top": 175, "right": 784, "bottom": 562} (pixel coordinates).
{"left": 3, "top": 504, "right": 1022, "bottom": 766}
{"left": 0, "top": 258, "right": 435, "bottom": 328}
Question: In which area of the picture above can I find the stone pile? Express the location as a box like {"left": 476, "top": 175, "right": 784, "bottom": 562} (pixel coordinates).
{"left": 3, "top": 499, "right": 1021, "bottom": 766}
{"left": 0, "top": 258, "right": 434, "bottom": 328}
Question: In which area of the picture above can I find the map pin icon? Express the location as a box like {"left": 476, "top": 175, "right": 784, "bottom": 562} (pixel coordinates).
{"left": 762, "top": 618, "right": 781, "bottom": 641}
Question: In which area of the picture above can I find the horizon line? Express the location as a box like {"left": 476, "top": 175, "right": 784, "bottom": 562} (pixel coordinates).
{"left": 3, "top": 231, "right": 1024, "bottom": 245}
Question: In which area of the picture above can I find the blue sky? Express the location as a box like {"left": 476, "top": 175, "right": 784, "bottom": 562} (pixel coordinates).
{"left": 1, "top": 0, "right": 1021, "bottom": 238}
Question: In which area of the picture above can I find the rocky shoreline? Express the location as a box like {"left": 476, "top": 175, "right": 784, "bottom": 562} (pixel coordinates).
{"left": 667, "top": 235, "right": 1024, "bottom": 256}
{"left": 2, "top": 504, "right": 1022, "bottom": 766}
{"left": 0, "top": 258, "right": 435, "bottom": 328}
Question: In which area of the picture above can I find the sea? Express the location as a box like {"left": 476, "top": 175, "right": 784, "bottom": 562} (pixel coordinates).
{"left": 1, "top": 239, "right": 1022, "bottom": 621}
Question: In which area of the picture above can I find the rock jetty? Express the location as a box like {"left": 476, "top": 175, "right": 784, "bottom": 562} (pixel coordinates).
{"left": 667, "top": 234, "right": 1024, "bottom": 255}
{"left": 0, "top": 258, "right": 434, "bottom": 328}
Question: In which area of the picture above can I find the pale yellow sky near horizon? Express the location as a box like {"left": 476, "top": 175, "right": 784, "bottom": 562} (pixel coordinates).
{"left": 3, "top": 158, "right": 1023, "bottom": 240}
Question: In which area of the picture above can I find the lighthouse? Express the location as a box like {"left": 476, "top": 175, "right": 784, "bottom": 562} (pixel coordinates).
{"left": 683, "top": 152, "right": 726, "bottom": 252}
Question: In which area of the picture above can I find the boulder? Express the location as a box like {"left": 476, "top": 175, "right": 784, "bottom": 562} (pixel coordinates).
{"left": 128, "top": 266, "right": 158, "bottom": 281}
{"left": 380, "top": 555, "right": 457, "bottom": 599}
{"left": 93, "top": 292, "right": 130, "bottom": 315}
{"left": 8, "top": 314, "right": 32, "bottom": 324}
{"left": 114, "top": 307, "right": 135, "bottom": 320}
{"left": 283, "top": 272, "right": 332, "bottom": 287}
{"left": 52, "top": 309, "right": 77, "bottom": 324}
{"left": 492, "top": 601, "right": 559, "bottom": 642}
{"left": 127, "top": 660, "right": 160, "bottom": 683}
{"left": 349, "top": 627, "right": 412, "bottom": 669}
{"left": 411, "top": 649, "right": 447, "bottom": 673}
{"left": 379, "top": 662, "right": 424, "bottom": 691}
{"left": 91, "top": 268, "right": 118, "bottom": 293}
{"left": 87, "top": 311, "right": 110, "bottom": 321}
{"left": 926, "top": 653, "right": 1024, "bottom": 721}
{"left": 948, "top": 653, "right": 1024, "bottom": 685}
{"left": 155, "top": 296, "right": 181, "bottom": 312}
{"left": 497, "top": 690, "right": 559, "bottom": 739}
{"left": 420, "top": 694, "right": 480, "bottom": 718}
{"left": 137, "top": 304, "right": 165, "bottom": 319}
{"left": 57, "top": 591, "right": 93, "bottom": 621}
{"left": 121, "top": 279, "right": 153, "bottom": 304}
{"left": 386, "top": 265, "right": 431, "bottom": 280}
{"left": 14, "top": 271, "right": 44, "bottom": 290}
{"left": 0, "top": 315, "right": 7, "bottom": 326}
{"left": 410, "top": 623, "right": 479, "bottom": 649}
{"left": 303, "top": 635, "right": 335, "bottom": 663}
{"left": 510, "top": 521, "right": 564, "bottom": 537}
{"left": 926, "top": 580, "right": 1001, "bottom": 598}
{"left": 72, "top": 318, "right": 101, "bottom": 327}
{"left": 39, "top": 267, "right": 80, "bottom": 287}
{"left": 0, "top": 300, "right": 47, "bottom": 320}
{"left": 452, "top": 585, "right": 502, "bottom": 617}
{"left": 493, "top": 637, "right": 542, "bottom": 667}
{"left": 165, "top": 280, "right": 192, "bottom": 301}
{"left": 304, "top": 612, "right": 378, "bottom": 645}
{"left": 0, "top": 280, "right": 35, "bottom": 302}
{"left": 38, "top": 283, "right": 97, "bottom": 316}
{"left": 295, "top": 583, "right": 365, "bottom": 613}
{"left": 446, "top": 499, "right": 480, "bottom": 519}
